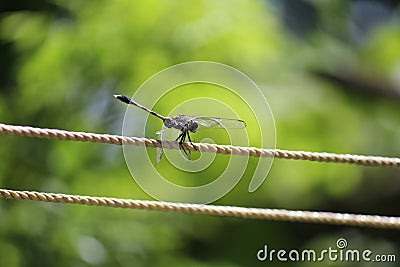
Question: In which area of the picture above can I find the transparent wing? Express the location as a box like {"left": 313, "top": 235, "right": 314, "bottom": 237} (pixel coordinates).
{"left": 156, "top": 147, "right": 163, "bottom": 165}
{"left": 193, "top": 116, "right": 246, "bottom": 130}
{"left": 155, "top": 129, "right": 167, "bottom": 165}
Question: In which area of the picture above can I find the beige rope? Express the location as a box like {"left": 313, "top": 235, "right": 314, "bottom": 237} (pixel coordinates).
{"left": 1, "top": 123, "right": 399, "bottom": 167}
{"left": 0, "top": 188, "right": 399, "bottom": 229}
{"left": 1, "top": 123, "right": 398, "bottom": 229}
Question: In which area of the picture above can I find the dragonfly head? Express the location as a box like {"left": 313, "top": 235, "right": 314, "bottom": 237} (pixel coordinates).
{"left": 188, "top": 121, "right": 198, "bottom": 133}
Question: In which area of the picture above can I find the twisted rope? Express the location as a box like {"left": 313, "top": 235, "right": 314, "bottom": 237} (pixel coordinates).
{"left": 0, "top": 123, "right": 399, "bottom": 167}
{"left": 1, "top": 123, "right": 399, "bottom": 229}
{"left": 0, "top": 188, "right": 399, "bottom": 229}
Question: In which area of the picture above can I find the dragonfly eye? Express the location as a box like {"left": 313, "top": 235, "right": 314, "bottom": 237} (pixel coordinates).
{"left": 190, "top": 121, "right": 198, "bottom": 133}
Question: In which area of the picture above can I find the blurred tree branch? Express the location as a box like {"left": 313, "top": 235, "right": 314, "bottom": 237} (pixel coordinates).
{"left": 312, "top": 69, "right": 400, "bottom": 99}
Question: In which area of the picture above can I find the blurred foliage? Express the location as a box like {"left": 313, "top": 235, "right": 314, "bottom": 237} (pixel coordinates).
{"left": 0, "top": 0, "right": 400, "bottom": 266}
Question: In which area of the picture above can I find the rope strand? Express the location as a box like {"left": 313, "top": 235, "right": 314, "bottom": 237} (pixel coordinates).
{"left": 0, "top": 188, "right": 398, "bottom": 229}
{"left": 0, "top": 123, "right": 399, "bottom": 167}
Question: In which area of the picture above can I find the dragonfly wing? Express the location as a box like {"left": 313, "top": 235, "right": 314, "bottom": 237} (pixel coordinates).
{"left": 156, "top": 147, "right": 163, "bottom": 165}
{"left": 194, "top": 117, "right": 246, "bottom": 130}
{"left": 155, "top": 129, "right": 167, "bottom": 165}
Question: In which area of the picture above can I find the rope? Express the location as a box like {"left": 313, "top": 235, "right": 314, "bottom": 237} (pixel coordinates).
{"left": 0, "top": 123, "right": 399, "bottom": 167}
{"left": 0, "top": 188, "right": 398, "bottom": 229}
{"left": 1, "top": 123, "right": 399, "bottom": 229}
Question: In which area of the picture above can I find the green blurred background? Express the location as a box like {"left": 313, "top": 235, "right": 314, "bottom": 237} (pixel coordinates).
{"left": 1, "top": 0, "right": 400, "bottom": 266}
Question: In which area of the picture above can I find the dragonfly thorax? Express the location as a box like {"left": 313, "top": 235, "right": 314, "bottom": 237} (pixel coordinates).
{"left": 164, "top": 116, "right": 199, "bottom": 133}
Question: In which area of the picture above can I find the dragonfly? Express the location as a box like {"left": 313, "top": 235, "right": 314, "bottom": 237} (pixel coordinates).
{"left": 114, "top": 95, "right": 246, "bottom": 163}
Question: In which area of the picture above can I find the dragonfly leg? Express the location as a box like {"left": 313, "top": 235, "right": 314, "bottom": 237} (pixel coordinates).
{"left": 175, "top": 132, "right": 184, "bottom": 142}
{"left": 180, "top": 143, "right": 189, "bottom": 156}
{"left": 178, "top": 131, "right": 189, "bottom": 157}
{"left": 186, "top": 132, "right": 197, "bottom": 151}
